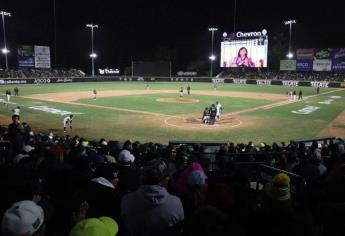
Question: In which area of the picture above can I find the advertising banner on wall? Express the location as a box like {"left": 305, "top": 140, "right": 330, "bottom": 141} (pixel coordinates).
{"left": 331, "top": 48, "right": 345, "bottom": 61}
{"left": 313, "top": 59, "right": 332, "bottom": 71}
{"left": 34, "top": 46, "right": 51, "bottom": 68}
{"left": 297, "top": 49, "right": 314, "bottom": 60}
{"left": 280, "top": 60, "right": 296, "bottom": 71}
{"left": 332, "top": 60, "right": 345, "bottom": 71}
{"left": 17, "top": 45, "right": 35, "bottom": 67}
{"left": 296, "top": 60, "right": 313, "bottom": 71}
{"left": 314, "top": 48, "right": 332, "bottom": 59}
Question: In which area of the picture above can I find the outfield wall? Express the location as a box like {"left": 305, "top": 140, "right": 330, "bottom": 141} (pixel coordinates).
{"left": 0, "top": 77, "right": 343, "bottom": 88}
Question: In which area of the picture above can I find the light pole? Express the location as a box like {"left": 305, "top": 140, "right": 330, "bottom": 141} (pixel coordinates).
{"left": 208, "top": 27, "right": 218, "bottom": 77}
{"left": 86, "top": 24, "right": 98, "bottom": 77}
{"left": 0, "top": 11, "right": 11, "bottom": 70}
{"left": 284, "top": 19, "right": 296, "bottom": 59}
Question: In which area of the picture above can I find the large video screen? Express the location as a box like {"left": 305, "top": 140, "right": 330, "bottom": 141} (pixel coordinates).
{"left": 221, "top": 38, "right": 268, "bottom": 68}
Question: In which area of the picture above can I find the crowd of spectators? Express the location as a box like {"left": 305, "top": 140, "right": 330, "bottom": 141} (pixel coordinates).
{"left": 0, "top": 115, "right": 345, "bottom": 235}
{"left": 0, "top": 68, "right": 85, "bottom": 78}
{"left": 218, "top": 70, "right": 345, "bottom": 82}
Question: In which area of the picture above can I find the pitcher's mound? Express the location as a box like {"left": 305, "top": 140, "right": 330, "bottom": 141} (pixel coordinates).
{"left": 156, "top": 98, "right": 199, "bottom": 103}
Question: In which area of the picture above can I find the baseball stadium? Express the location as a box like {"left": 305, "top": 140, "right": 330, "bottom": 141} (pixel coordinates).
{"left": 1, "top": 1, "right": 345, "bottom": 236}
{"left": 1, "top": 80, "right": 345, "bottom": 143}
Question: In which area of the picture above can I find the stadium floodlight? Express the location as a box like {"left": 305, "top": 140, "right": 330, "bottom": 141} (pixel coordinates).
{"left": 208, "top": 27, "right": 218, "bottom": 77}
{"left": 209, "top": 55, "right": 216, "bottom": 61}
{"left": 86, "top": 24, "right": 99, "bottom": 77}
{"left": 0, "top": 10, "right": 11, "bottom": 70}
{"left": 89, "top": 53, "right": 97, "bottom": 58}
{"left": 284, "top": 19, "right": 296, "bottom": 59}
{"left": 1, "top": 48, "right": 9, "bottom": 54}
{"left": 286, "top": 52, "right": 294, "bottom": 59}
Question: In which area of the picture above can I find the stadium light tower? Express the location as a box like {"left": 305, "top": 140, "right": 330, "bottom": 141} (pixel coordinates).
{"left": 86, "top": 24, "right": 98, "bottom": 77}
{"left": 208, "top": 27, "right": 218, "bottom": 77}
{"left": 0, "top": 10, "right": 11, "bottom": 70}
{"left": 284, "top": 19, "right": 296, "bottom": 59}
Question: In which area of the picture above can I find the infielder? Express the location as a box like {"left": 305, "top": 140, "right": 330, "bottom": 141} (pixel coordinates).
{"left": 93, "top": 89, "right": 97, "bottom": 100}
{"left": 179, "top": 87, "right": 184, "bottom": 98}
{"left": 63, "top": 115, "right": 73, "bottom": 132}
{"left": 13, "top": 106, "right": 20, "bottom": 116}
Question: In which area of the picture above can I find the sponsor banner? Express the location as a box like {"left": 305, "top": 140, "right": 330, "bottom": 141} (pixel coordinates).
{"left": 314, "top": 48, "right": 332, "bottom": 59}
{"left": 17, "top": 45, "right": 35, "bottom": 67}
{"left": 297, "top": 49, "right": 314, "bottom": 60}
{"left": 280, "top": 60, "right": 296, "bottom": 71}
{"left": 296, "top": 60, "right": 313, "bottom": 72}
{"left": 331, "top": 48, "right": 345, "bottom": 61}
{"left": 176, "top": 71, "right": 197, "bottom": 76}
{"left": 310, "top": 81, "right": 329, "bottom": 88}
{"left": 292, "top": 106, "right": 320, "bottom": 115}
{"left": 233, "top": 79, "right": 247, "bottom": 84}
{"left": 340, "top": 82, "right": 345, "bottom": 88}
{"left": 313, "top": 59, "right": 332, "bottom": 71}
{"left": 0, "top": 79, "right": 28, "bottom": 85}
{"left": 282, "top": 81, "right": 299, "bottom": 86}
{"left": 256, "top": 80, "right": 271, "bottom": 85}
{"left": 99, "top": 68, "right": 120, "bottom": 75}
{"left": 332, "top": 60, "right": 345, "bottom": 72}
{"left": 29, "top": 106, "right": 83, "bottom": 116}
{"left": 318, "top": 99, "right": 334, "bottom": 105}
{"left": 34, "top": 78, "right": 51, "bottom": 84}
{"left": 34, "top": 46, "right": 51, "bottom": 68}
{"left": 56, "top": 78, "right": 73, "bottom": 83}
{"left": 212, "top": 79, "right": 225, "bottom": 83}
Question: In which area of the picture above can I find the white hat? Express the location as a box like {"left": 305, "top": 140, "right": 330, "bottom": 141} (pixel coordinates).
{"left": 118, "top": 150, "right": 135, "bottom": 165}
{"left": 23, "top": 145, "right": 35, "bottom": 153}
{"left": 1, "top": 200, "right": 44, "bottom": 236}
{"left": 101, "top": 140, "right": 108, "bottom": 146}
{"left": 14, "top": 154, "right": 30, "bottom": 164}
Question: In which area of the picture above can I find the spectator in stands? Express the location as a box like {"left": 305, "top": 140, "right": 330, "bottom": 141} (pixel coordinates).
{"left": 231, "top": 47, "right": 255, "bottom": 68}
{"left": 121, "top": 158, "right": 184, "bottom": 236}
{"left": 8, "top": 114, "right": 25, "bottom": 155}
{"left": 249, "top": 173, "right": 315, "bottom": 236}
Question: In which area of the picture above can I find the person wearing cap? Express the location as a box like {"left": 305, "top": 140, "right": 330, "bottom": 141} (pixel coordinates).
{"left": 121, "top": 158, "right": 184, "bottom": 236}
{"left": 63, "top": 115, "right": 73, "bottom": 132}
{"left": 250, "top": 173, "right": 314, "bottom": 236}
{"left": 1, "top": 200, "right": 45, "bottom": 236}
{"left": 69, "top": 217, "right": 118, "bottom": 236}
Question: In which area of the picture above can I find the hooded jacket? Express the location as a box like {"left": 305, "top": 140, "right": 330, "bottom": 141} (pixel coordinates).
{"left": 121, "top": 185, "right": 184, "bottom": 236}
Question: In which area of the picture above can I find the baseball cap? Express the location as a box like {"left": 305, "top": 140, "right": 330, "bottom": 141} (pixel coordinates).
{"left": 69, "top": 217, "right": 118, "bottom": 236}
{"left": 142, "top": 158, "right": 171, "bottom": 184}
{"left": 187, "top": 170, "right": 207, "bottom": 186}
{"left": 1, "top": 200, "right": 44, "bottom": 236}
{"left": 23, "top": 145, "right": 35, "bottom": 153}
{"left": 118, "top": 150, "right": 134, "bottom": 165}
{"left": 264, "top": 173, "right": 291, "bottom": 201}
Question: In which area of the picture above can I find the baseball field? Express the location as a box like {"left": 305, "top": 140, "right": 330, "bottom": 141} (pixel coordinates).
{"left": 1, "top": 81, "right": 345, "bottom": 144}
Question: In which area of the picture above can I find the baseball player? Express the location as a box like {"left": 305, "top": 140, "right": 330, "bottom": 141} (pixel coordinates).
{"left": 187, "top": 85, "right": 191, "bottom": 95}
{"left": 293, "top": 91, "right": 297, "bottom": 101}
{"left": 216, "top": 101, "right": 223, "bottom": 121}
{"left": 6, "top": 89, "right": 11, "bottom": 102}
{"left": 13, "top": 106, "right": 20, "bottom": 116}
{"left": 63, "top": 115, "right": 73, "bottom": 132}
{"left": 179, "top": 87, "right": 184, "bottom": 98}
{"left": 92, "top": 89, "right": 97, "bottom": 100}
{"left": 202, "top": 107, "right": 210, "bottom": 124}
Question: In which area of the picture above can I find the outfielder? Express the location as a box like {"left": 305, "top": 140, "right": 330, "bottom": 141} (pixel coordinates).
{"left": 63, "top": 115, "right": 73, "bottom": 132}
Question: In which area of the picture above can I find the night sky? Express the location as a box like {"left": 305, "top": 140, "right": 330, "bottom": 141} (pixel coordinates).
{"left": 1, "top": 0, "right": 344, "bottom": 73}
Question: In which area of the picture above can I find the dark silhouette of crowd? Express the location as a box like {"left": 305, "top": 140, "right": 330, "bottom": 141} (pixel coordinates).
{"left": 0, "top": 116, "right": 345, "bottom": 235}
{"left": 0, "top": 68, "right": 85, "bottom": 78}
{"left": 218, "top": 70, "right": 345, "bottom": 82}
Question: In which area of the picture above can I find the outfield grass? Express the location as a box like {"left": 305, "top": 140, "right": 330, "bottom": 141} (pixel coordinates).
{"left": 1, "top": 81, "right": 332, "bottom": 96}
{"left": 1, "top": 82, "right": 344, "bottom": 144}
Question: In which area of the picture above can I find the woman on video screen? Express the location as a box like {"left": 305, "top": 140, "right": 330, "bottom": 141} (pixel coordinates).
{"left": 231, "top": 47, "right": 255, "bottom": 67}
